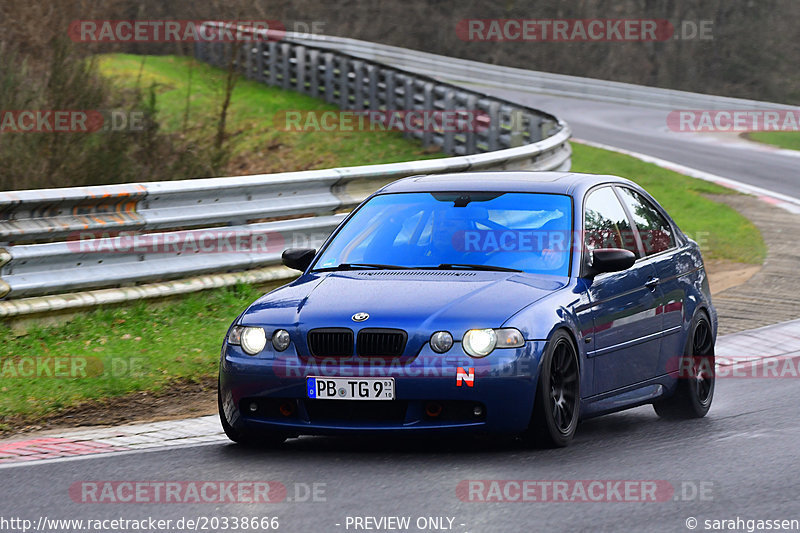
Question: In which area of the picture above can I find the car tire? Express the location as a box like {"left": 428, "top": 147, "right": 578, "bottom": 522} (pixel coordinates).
{"left": 218, "top": 379, "right": 287, "bottom": 447}
{"left": 653, "top": 312, "right": 715, "bottom": 419}
{"left": 523, "top": 330, "right": 580, "bottom": 448}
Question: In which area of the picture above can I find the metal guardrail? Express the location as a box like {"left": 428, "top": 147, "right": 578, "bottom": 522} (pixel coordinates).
{"left": 0, "top": 25, "right": 571, "bottom": 316}
{"left": 284, "top": 32, "right": 797, "bottom": 112}
{"left": 195, "top": 25, "right": 565, "bottom": 152}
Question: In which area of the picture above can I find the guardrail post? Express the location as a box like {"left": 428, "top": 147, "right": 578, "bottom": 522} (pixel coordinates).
{"left": 238, "top": 42, "right": 247, "bottom": 73}
{"left": 509, "top": 109, "right": 525, "bottom": 148}
{"left": 403, "top": 77, "right": 415, "bottom": 141}
{"left": 465, "top": 95, "right": 478, "bottom": 154}
{"left": 366, "top": 65, "right": 378, "bottom": 110}
{"left": 528, "top": 114, "right": 543, "bottom": 142}
{"left": 443, "top": 89, "right": 455, "bottom": 155}
{"left": 352, "top": 60, "right": 364, "bottom": 110}
{"left": 543, "top": 119, "right": 557, "bottom": 139}
{"left": 254, "top": 42, "right": 266, "bottom": 83}
{"left": 487, "top": 101, "right": 500, "bottom": 151}
{"left": 267, "top": 42, "right": 279, "bottom": 86}
{"left": 281, "top": 43, "right": 292, "bottom": 90}
{"left": 384, "top": 71, "right": 396, "bottom": 109}
{"left": 422, "top": 82, "right": 434, "bottom": 148}
{"left": 295, "top": 46, "right": 307, "bottom": 94}
{"left": 243, "top": 44, "right": 254, "bottom": 79}
{"left": 222, "top": 42, "right": 231, "bottom": 69}
{"left": 209, "top": 42, "right": 219, "bottom": 67}
{"left": 309, "top": 49, "right": 320, "bottom": 98}
{"left": 324, "top": 53, "right": 336, "bottom": 104}
{"left": 206, "top": 39, "right": 213, "bottom": 65}
{"left": 223, "top": 42, "right": 232, "bottom": 69}
{"left": 339, "top": 57, "right": 351, "bottom": 109}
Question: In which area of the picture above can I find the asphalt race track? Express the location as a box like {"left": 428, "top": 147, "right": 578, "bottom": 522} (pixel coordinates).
{"left": 475, "top": 86, "right": 800, "bottom": 199}
{"left": 2, "top": 376, "right": 799, "bottom": 532}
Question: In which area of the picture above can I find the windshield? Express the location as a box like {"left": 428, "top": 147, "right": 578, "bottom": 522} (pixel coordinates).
{"left": 312, "top": 191, "right": 573, "bottom": 276}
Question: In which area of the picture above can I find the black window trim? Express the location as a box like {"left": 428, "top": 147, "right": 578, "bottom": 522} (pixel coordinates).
{"left": 580, "top": 184, "right": 646, "bottom": 277}
{"left": 612, "top": 185, "right": 680, "bottom": 260}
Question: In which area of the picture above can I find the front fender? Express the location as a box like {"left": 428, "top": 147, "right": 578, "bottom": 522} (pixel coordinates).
{"left": 502, "top": 280, "right": 591, "bottom": 398}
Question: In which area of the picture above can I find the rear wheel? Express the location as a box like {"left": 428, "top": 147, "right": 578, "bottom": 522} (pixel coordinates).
{"left": 218, "top": 379, "right": 287, "bottom": 447}
{"left": 653, "top": 313, "right": 715, "bottom": 419}
{"left": 524, "top": 330, "right": 580, "bottom": 448}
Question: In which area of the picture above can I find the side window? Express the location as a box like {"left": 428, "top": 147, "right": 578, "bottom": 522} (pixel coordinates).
{"left": 584, "top": 187, "right": 640, "bottom": 257}
{"left": 616, "top": 187, "right": 675, "bottom": 256}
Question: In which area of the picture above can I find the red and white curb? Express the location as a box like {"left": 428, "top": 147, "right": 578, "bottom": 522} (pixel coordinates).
{"left": 0, "top": 416, "right": 226, "bottom": 467}
{"left": 715, "top": 318, "right": 800, "bottom": 366}
{"left": 573, "top": 138, "right": 800, "bottom": 215}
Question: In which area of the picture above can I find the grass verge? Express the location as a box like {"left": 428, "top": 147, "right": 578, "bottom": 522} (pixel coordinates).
{"left": 96, "top": 54, "right": 445, "bottom": 175}
{"left": 0, "top": 283, "right": 271, "bottom": 422}
{"left": 743, "top": 132, "right": 800, "bottom": 151}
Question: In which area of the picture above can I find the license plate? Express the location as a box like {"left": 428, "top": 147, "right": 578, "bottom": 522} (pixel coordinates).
{"left": 306, "top": 377, "right": 395, "bottom": 400}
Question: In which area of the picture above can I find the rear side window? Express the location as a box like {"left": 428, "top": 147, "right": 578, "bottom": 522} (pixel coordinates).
{"left": 583, "top": 187, "right": 640, "bottom": 257}
{"left": 616, "top": 187, "right": 675, "bottom": 256}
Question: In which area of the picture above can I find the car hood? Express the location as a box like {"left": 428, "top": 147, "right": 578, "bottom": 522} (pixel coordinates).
{"left": 242, "top": 271, "right": 567, "bottom": 332}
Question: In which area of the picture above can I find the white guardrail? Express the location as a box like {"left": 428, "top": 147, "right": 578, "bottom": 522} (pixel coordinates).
{"left": 0, "top": 25, "right": 571, "bottom": 319}
{"left": 284, "top": 32, "right": 797, "bottom": 112}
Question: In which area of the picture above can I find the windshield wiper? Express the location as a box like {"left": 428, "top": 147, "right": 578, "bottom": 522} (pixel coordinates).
{"left": 435, "top": 263, "right": 522, "bottom": 272}
{"left": 313, "top": 263, "right": 411, "bottom": 272}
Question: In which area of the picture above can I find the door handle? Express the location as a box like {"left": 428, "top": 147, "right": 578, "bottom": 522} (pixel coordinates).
{"left": 644, "top": 277, "right": 660, "bottom": 291}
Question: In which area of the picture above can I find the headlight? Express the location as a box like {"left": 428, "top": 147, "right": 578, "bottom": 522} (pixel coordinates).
{"left": 462, "top": 328, "right": 524, "bottom": 358}
{"left": 272, "top": 329, "right": 291, "bottom": 352}
{"left": 430, "top": 331, "right": 453, "bottom": 353}
{"left": 241, "top": 327, "right": 267, "bottom": 355}
{"left": 228, "top": 326, "right": 267, "bottom": 355}
{"left": 463, "top": 329, "right": 497, "bottom": 358}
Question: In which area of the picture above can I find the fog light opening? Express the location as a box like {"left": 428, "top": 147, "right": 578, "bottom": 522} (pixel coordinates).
{"left": 248, "top": 402, "right": 258, "bottom": 413}
{"left": 279, "top": 401, "right": 296, "bottom": 417}
{"left": 472, "top": 405, "right": 484, "bottom": 418}
{"left": 425, "top": 402, "right": 443, "bottom": 418}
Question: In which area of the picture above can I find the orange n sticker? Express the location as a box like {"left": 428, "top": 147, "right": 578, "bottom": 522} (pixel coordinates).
{"left": 456, "top": 367, "right": 475, "bottom": 387}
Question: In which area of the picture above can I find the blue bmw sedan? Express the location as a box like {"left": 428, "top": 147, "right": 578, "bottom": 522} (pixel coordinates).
{"left": 219, "top": 172, "right": 716, "bottom": 447}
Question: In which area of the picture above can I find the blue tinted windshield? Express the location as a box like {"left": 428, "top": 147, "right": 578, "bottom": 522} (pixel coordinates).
{"left": 313, "top": 192, "right": 573, "bottom": 276}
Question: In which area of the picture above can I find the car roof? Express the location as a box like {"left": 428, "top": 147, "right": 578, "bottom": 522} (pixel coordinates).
{"left": 378, "top": 171, "right": 637, "bottom": 196}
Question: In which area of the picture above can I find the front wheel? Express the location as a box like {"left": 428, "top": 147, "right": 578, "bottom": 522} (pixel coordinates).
{"left": 523, "top": 330, "right": 580, "bottom": 448}
{"left": 653, "top": 313, "right": 715, "bottom": 419}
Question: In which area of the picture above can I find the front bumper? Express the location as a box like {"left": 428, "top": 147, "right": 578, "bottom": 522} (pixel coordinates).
{"left": 219, "top": 340, "right": 545, "bottom": 435}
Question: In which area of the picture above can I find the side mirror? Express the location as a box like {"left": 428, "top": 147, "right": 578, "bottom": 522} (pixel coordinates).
{"left": 282, "top": 248, "right": 316, "bottom": 272}
{"left": 586, "top": 248, "right": 636, "bottom": 277}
